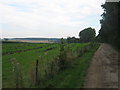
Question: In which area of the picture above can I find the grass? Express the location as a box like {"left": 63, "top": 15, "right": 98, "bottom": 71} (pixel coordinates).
{"left": 2, "top": 43, "right": 54, "bottom": 54}
{"left": 40, "top": 44, "right": 99, "bottom": 88}
{"left": 2, "top": 42, "right": 97, "bottom": 88}
{"left": 2, "top": 43, "right": 59, "bottom": 88}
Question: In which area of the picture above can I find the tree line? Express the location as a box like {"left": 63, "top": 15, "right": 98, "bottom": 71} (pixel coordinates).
{"left": 97, "top": 2, "right": 120, "bottom": 50}
{"left": 67, "top": 2, "right": 120, "bottom": 51}
{"left": 67, "top": 27, "right": 96, "bottom": 43}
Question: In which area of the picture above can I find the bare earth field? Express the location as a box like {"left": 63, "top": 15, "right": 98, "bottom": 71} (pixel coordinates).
{"left": 84, "top": 43, "right": 120, "bottom": 88}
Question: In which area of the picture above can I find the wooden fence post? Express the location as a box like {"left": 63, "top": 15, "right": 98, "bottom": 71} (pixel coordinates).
{"left": 35, "top": 59, "right": 39, "bottom": 86}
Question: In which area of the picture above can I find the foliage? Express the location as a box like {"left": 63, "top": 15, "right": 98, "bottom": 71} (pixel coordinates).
{"left": 79, "top": 27, "right": 96, "bottom": 43}
{"left": 3, "top": 38, "right": 9, "bottom": 41}
{"left": 67, "top": 37, "right": 79, "bottom": 43}
{"left": 98, "top": 2, "right": 120, "bottom": 50}
{"left": 41, "top": 43, "right": 100, "bottom": 88}
{"left": 58, "top": 38, "right": 66, "bottom": 71}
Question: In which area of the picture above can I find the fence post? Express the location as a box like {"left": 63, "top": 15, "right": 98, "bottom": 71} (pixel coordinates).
{"left": 35, "top": 59, "right": 39, "bottom": 86}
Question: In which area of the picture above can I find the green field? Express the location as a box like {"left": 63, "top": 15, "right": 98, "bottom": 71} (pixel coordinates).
{"left": 2, "top": 42, "right": 99, "bottom": 88}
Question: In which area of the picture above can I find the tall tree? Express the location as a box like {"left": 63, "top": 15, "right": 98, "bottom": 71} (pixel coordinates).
{"left": 98, "top": 2, "right": 120, "bottom": 49}
{"left": 79, "top": 27, "right": 96, "bottom": 43}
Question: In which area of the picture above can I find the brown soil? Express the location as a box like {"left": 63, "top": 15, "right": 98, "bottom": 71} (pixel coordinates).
{"left": 84, "top": 43, "right": 120, "bottom": 88}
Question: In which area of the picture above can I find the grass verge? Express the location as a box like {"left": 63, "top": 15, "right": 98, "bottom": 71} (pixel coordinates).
{"left": 41, "top": 44, "right": 100, "bottom": 88}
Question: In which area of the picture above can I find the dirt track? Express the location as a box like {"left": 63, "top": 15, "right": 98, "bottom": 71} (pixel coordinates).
{"left": 84, "top": 43, "right": 120, "bottom": 88}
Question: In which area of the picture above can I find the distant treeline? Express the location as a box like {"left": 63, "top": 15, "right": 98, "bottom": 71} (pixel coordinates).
{"left": 97, "top": 2, "right": 120, "bottom": 50}
{"left": 67, "top": 27, "right": 96, "bottom": 43}
{"left": 2, "top": 38, "right": 61, "bottom": 43}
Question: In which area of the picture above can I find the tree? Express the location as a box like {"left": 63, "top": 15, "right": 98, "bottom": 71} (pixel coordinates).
{"left": 98, "top": 2, "right": 120, "bottom": 49}
{"left": 4, "top": 38, "right": 9, "bottom": 41}
{"left": 67, "top": 37, "right": 79, "bottom": 43}
{"left": 79, "top": 27, "right": 96, "bottom": 43}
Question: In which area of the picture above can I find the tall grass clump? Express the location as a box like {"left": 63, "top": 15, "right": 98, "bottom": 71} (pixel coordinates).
{"left": 11, "top": 58, "right": 23, "bottom": 88}
{"left": 57, "top": 38, "right": 67, "bottom": 71}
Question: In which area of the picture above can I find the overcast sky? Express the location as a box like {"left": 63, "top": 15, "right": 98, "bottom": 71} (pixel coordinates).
{"left": 0, "top": 0, "right": 105, "bottom": 38}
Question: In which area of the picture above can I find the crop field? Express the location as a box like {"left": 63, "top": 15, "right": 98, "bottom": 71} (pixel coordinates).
{"left": 2, "top": 42, "right": 99, "bottom": 88}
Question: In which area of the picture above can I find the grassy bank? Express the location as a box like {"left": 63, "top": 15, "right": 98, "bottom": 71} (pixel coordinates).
{"left": 38, "top": 43, "right": 100, "bottom": 88}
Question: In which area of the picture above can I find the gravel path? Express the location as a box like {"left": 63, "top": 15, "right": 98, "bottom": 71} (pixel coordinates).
{"left": 84, "top": 43, "right": 120, "bottom": 88}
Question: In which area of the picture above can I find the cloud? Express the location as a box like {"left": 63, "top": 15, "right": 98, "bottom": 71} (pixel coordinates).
{"left": 0, "top": 0, "right": 105, "bottom": 38}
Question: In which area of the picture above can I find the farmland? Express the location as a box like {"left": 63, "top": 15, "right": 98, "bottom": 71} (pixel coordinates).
{"left": 2, "top": 42, "right": 99, "bottom": 88}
